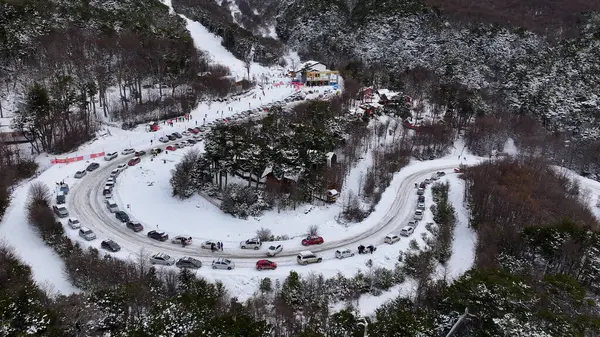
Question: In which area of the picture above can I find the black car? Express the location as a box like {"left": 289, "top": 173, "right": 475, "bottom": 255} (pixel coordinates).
{"left": 151, "top": 148, "right": 162, "bottom": 155}
{"left": 126, "top": 221, "right": 144, "bottom": 232}
{"left": 167, "top": 134, "right": 176, "bottom": 141}
{"left": 115, "top": 211, "right": 130, "bottom": 222}
{"left": 101, "top": 239, "right": 121, "bottom": 252}
{"left": 176, "top": 257, "right": 202, "bottom": 269}
{"left": 418, "top": 195, "right": 425, "bottom": 203}
{"left": 135, "top": 150, "right": 146, "bottom": 157}
{"left": 187, "top": 139, "right": 196, "bottom": 144}
{"left": 172, "top": 132, "right": 182, "bottom": 139}
{"left": 86, "top": 162, "right": 100, "bottom": 172}
{"left": 147, "top": 230, "right": 168, "bottom": 241}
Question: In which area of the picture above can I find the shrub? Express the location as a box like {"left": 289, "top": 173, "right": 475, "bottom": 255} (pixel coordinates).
{"left": 259, "top": 278, "right": 272, "bottom": 293}
{"left": 307, "top": 224, "right": 319, "bottom": 236}
{"left": 256, "top": 227, "right": 273, "bottom": 242}
{"left": 372, "top": 267, "right": 395, "bottom": 291}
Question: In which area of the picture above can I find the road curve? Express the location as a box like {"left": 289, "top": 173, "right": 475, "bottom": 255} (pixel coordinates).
{"left": 68, "top": 141, "right": 463, "bottom": 268}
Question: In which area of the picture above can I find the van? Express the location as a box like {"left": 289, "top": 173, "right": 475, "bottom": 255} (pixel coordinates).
{"left": 56, "top": 191, "right": 66, "bottom": 204}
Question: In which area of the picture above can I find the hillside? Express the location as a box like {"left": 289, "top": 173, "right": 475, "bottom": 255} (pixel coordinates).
{"left": 273, "top": 0, "right": 600, "bottom": 138}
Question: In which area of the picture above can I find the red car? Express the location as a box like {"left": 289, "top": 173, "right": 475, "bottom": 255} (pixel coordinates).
{"left": 128, "top": 157, "right": 141, "bottom": 166}
{"left": 166, "top": 145, "right": 177, "bottom": 151}
{"left": 188, "top": 128, "right": 199, "bottom": 134}
{"left": 256, "top": 260, "right": 277, "bottom": 270}
{"left": 301, "top": 235, "right": 324, "bottom": 246}
{"left": 454, "top": 168, "right": 463, "bottom": 173}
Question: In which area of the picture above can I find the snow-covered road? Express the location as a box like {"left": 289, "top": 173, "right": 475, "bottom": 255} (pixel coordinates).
{"left": 68, "top": 145, "right": 469, "bottom": 268}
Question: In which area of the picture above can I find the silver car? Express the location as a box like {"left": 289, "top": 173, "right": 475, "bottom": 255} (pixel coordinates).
{"left": 78, "top": 227, "right": 96, "bottom": 241}
{"left": 67, "top": 218, "right": 81, "bottom": 229}
{"left": 105, "top": 199, "right": 119, "bottom": 213}
{"left": 74, "top": 170, "right": 87, "bottom": 178}
{"left": 150, "top": 253, "right": 175, "bottom": 266}
{"left": 212, "top": 258, "right": 235, "bottom": 270}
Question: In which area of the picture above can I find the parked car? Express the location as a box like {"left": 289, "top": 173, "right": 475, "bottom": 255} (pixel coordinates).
{"left": 56, "top": 191, "right": 66, "bottom": 204}
{"left": 182, "top": 131, "right": 191, "bottom": 136}
{"left": 174, "top": 143, "right": 184, "bottom": 149}
{"left": 165, "top": 145, "right": 177, "bottom": 151}
{"left": 86, "top": 162, "right": 100, "bottom": 171}
{"left": 240, "top": 238, "right": 262, "bottom": 250}
{"left": 53, "top": 205, "right": 69, "bottom": 218}
{"left": 301, "top": 235, "right": 324, "bottom": 246}
{"left": 417, "top": 188, "right": 425, "bottom": 195}
{"left": 414, "top": 210, "right": 423, "bottom": 221}
{"left": 188, "top": 128, "right": 199, "bottom": 134}
{"left": 78, "top": 227, "right": 96, "bottom": 241}
{"left": 187, "top": 139, "right": 197, "bottom": 144}
{"left": 104, "top": 152, "right": 118, "bottom": 161}
{"left": 116, "top": 163, "right": 128, "bottom": 171}
{"left": 115, "top": 211, "right": 129, "bottom": 222}
{"left": 150, "top": 253, "right": 175, "bottom": 266}
{"left": 418, "top": 195, "right": 425, "bottom": 203}
{"left": 400, "top": 226, "right": 415, "bottom": 237}
{"left": 128, "top": 157, "right": 141, "bottom": 166}
{"left": 135, "top": 150, "right": 146, "bottom": 157}
{"left": 109, "top": 169, "right": 120, "bottom": 178}
{"left": 101, "top": 239, "right": 121, "bottom": 252}
{"left": 201, "top": 240, "right": 218, "bottom": 249}
{"left": 105, "top": 199, "right": 118, "bottom": 213}
{"left": 256, "top": 260, "right": 277, "bottom": 270}
{"left": 176, "top": 257, "right": 202, "bottom": 269}
{"left": 103, "top": 188, "right": 112, "bottom": 198}
{"left": 408, "top": 220, "right": 418, "bottom": 228}
{"left": 159, "top": 136, "right": 169, "bottom": 143}
{"left": 126, "top": 221, "right": 144, "bottom": 232}
{"left": 74, "top": 170, "right": 87, "bottom": 178}
{"left": 454, "top": 167, "right": 463, "bottom": 173}
{"left": 121, "top": 148, "right": 135, "bottom": 155}
{"left": 67, "top": 218, "right": 81, "bottom": 229}
{"left": 151, "top": 148, "right": 162, "bottom": 155}
{"left": 384, "top": 234, "right": 400, "bottom": 244}
{"left": 335, "top": 249, "right": 355, "bottom": 259}
{"left": 171, "top": 235, "right": 192, "bottom": 246}
{"left": 297, "top": 251, "right": 322, "bottom": 265}
{"left": 167, "top": 134, "right": 176, "bottom": 141}
{"left": 266, "top": 244, "right": 283, "bottom": 257}
{"left": 172, "top": 132, "right": 182, "bottom": 138}
{"left": 424, "top": 178, "right": 431, "bottom": 184}
{"left": 147, "top": 230, "right": 168, "bottom": 241}
{"left": 417, "top": 202, "right": 426, "bottom": 210}
{"left": 430, "top": 174, "right": 439, "bottom": 181}
{"left": 436, "top": 171, "right": 446, "bottom": 177}
{"left": 212, "top": 258, "right": 235, "bottom": 270}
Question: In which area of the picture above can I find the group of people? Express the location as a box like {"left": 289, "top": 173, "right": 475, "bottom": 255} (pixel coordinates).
{"left": 358, "top": 245, "right": 376, "bottom": 254}
{"left": 210, "top": 241, "right": 224, "bottom": 252}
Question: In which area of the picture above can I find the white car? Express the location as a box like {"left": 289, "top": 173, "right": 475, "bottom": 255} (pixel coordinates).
{"left": 116, "top": 163, "right": 128, "bottom": 172}
{"left": 150, "top": 253, "right": 175, "bottom": 266}
{"left": 78, "top": 227, "right": 96, "bottom": 241}
{"left": 212, "top": 258, "right": 235, "bottom": 270}
{"left": 67, "top": 218, "right": 81, "bottom": 229}
{"left": 400, "top": 226, "right": 415, "bottom": 237}
{"left": 240, "top": 238, "right": 261, "bottom": 250}
{"left": 384, "top": 234, "right": 400, "bottom": 244}
{"left": 104, "top": 152, "right": 118, "bottom": 161}
{"left": 109, "top": 169, "right": 120, "bottom": 178}
{"left": 182, "top": 131, "right": 191, "bottom": 136}
{"left": 201, "top": 240, "right": 218, "bottom": 249}
{"left": 335, "top": 249, "right": 355, "bottom": 259}
{"left": 171, "top": 235, "right": 192, "bottom": 245}
{"left": 105, "top": 199, "right": 119, "bottom": 213}
{"left": 121, "top": 148, "right": 135, "bottom": 155}
{"left": 159, "top": 136, "right": 169, "bottom": 143}
{"left": 266, "top": 244, "right": 283, "bottom": 257}
{"left": 414, "top": 210, "right": 423, "bottom": 221}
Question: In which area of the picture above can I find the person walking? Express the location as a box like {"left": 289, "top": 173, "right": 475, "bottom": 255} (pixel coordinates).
{"left": 220, "top": 241, "right": 224, "bottom": 251}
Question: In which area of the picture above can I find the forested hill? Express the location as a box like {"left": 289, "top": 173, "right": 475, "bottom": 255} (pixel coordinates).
{"left": 272, "top": 0, "right": 600, "bottom": 137}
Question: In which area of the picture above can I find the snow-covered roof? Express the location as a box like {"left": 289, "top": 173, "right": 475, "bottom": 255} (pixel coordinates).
{"left": 261, "top": 166, "right": 273, "bottom": 178}
{"left": 327, "top": 189, "right": 338, "bottom": 196}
